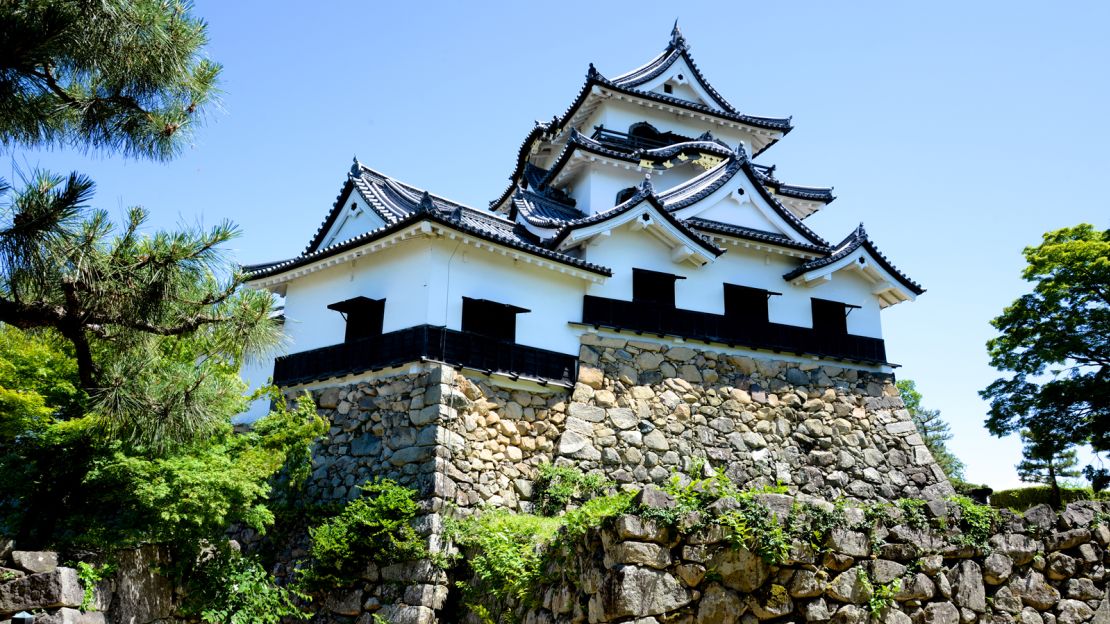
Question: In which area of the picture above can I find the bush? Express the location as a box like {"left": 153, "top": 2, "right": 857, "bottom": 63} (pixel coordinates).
{"left": 302, "top": 479, "right": 426, "bottom": 589}
{"left": 532, "top": 464, "right": 611, "bottom": 516}
{"left": 991, "top": 486, "right": 1109, "bottom": 511}
{"left": 184, "top": 549, "right": 309, "bottom": 624}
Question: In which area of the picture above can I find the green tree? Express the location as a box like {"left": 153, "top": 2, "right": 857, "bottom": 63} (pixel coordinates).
{"left": 981, "top": 225, "right": 1109, "bottom": 486}
{"left": 1016, "top": 428, "right": 1080, "bottom": 507}
{"left": 897, "top": 379, "right": 966, "bottom": 481}
{"left": 0, "top": 0, "right": 220, "bottom": 160}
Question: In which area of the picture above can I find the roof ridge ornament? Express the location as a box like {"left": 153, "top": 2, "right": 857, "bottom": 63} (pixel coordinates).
{"left": 416, "top": 191, "right": 437, "bottom": 214}
{"left": 640, "top": 173, "right": 654, "bottom": 194}
{"left": 587, "top": 63, "right": 600, "bottom": 79}
{"left": 670, "top": 19, "right": 688, "bottom": 50}
{"left": 350, "top": 156, "right": 361, "bottom": 176}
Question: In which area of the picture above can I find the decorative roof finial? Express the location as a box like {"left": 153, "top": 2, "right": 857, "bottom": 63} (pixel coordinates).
{"left": 670, "top": 19, "right": 687, "bottom": 50}
{"left": 416, "top": 191, "right": 436, "bottom": 214}
{"left": 450, "top": 202, "right": 463, "bottom": 222}
{"left": 640, "top": 173, "right": 654, "bottom": 194}
{"left": 350, "top": 156, "right": 361, "bottom": 175}
{"left": 587, "top": 62, "right": 599, "bottom": 79}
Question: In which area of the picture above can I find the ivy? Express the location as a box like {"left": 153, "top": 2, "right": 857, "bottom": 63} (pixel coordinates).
{"left": 532, "top": 463, "right": 611, "bottom": 516}
{"left": 857, "top": 568, "right": 901, "bottom": 616}
{"left": 946, "top": 495, "right": 1000, "bottom": 551}
{"left": 75, "top": 561, "right": 114, "bottom": 611}
{"left": 897, "top": 498, "right": 929, "bottom": 530}
{"left": 717, "top": 495, "right": 790, "bottom": 565}
{"left": 184, "top": 549, "right": 309, "bottom": 624}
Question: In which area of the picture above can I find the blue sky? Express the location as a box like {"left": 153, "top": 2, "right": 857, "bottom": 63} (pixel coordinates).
{"left": 10, "top": 1, "right": 1109, "bottom": 489}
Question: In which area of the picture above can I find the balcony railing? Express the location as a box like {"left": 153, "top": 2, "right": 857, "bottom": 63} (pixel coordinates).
{"left": 581, "top": 296, "right": 888, "bottom": 365}
{"left": 590, "top": 126, "right": 691, "bottom": 153}
{"left": 273, "top": 325, "right": 578, "bottom": 387}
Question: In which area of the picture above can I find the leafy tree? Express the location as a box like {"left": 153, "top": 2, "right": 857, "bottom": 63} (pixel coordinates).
{"left": 1016, "top": 428, "right": 1080, "bottom": 507}
{"left": 896, "top": 379, "right": 966, "bottom": 481}
{"left": 981, "top": 225, "right": 1109, "bottom": 486}
{"left": 0, "top": 0, "right": 220, "bottom": 160}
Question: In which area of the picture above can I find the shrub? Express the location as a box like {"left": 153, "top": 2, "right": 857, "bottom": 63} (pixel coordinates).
{"left": 302, "top": 479, "right": 426, "bottom": 589}
{"left": 991, "top": 486, "right": 1109, "bottom": 511}
{"left": 718, "top": 495, "right": 790, "bottom": 565}
{"left": 532, "top": 463, "right": 611, "bottom": 516}
{"left": 184, "top": 549, "right": 309, "bottom": 624}
{"left": 947, "top": 495, "right": 1000, "bottom": 550}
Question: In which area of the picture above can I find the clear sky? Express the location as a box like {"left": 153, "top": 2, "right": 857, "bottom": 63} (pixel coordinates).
{"left": 10, "top": 1, "right": 1109, "bottom": 489}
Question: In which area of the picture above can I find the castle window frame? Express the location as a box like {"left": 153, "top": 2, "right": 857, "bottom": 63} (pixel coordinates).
{"left": 327, "top": 296, "right": 386, "bottom": 343}
{"left": 811, "top": 298, "right": 859, "bottom": 335}
{"left": 724, "top": 284, "right": 778, "bottom": 325}
{"left": 633, "top": 268, "right": 685, "bottom": 308}
{"left": 461, "top": 297, "right": 530, "bottom": 343}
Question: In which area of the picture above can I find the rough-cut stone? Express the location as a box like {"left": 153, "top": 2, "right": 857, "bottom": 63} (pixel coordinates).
{"left": 109, "top": 545, "right": 175, "bottom": 624}
{"left": 697, "top": 584, "right": 742, "bottom": 624}
{"left": 9, "top": 552, "right": 58, "bottom": 574}
{"left": 827, "top": 530, "right": 870, "bottom": 557}
{"left": 0, "top": 568, "right": 83, "bottom": 614}
{"left": 952, "top": 561, "right": 986, "bottom": 612}
{"left": 711, "top": 547, "right": 771, "bottom": 593}
{"left": 748, "top": 584, "right": 793, "bottom": 619}
{"left": 325, "top": 589, "right": 363, "bottom": 616}
{"left": 590, "top": 566, "right": 690, "bottom": 621}
{"left": 925, "top": 602, "right": 960, "bottom": 624}
{"left": 1046, "top": 552, "right": 1078, "bottom": 580}
{"left": 615, "top": 515, "right": 669, "bottom": 544}
{"left": 607, "top": 541, "right": 671, "bottom": 570}
{"left": 1046, "top": 529, "right": 1091, "bottom": 552}
{"left": 374, "top": 604, "right": 436, "bottom": 624}
{"left": 990, "top": 534, "right": 1041, "bottom": 566}
{"left": 790, "top": 569, "right": 826, "bottom": 598}
{"left": 984, "top": 553, "right": 1014, "bottom": 585}
{"left": 1056, "top": 600, "right": 1095, "bottom": 624}
{"left": 827, "top": 569, "right": 871, "bottom": 603}
{"left": 1012, "top": 571, "right": 1060, "bottom": 610}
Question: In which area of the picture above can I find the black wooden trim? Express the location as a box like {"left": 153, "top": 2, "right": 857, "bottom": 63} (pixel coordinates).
{"left": 581, "top": 295, "right": 887, "bottom": 365}
{"left": 272, "top": 325, "right": 578, "bottom": 387}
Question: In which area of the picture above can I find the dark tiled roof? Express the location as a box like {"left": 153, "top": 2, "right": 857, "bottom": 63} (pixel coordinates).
{"left": 550, "top": 181, "right": 723, "bottom": 258}
{"left": 251, "top": 166, "right": 611, "bottom": 281}
{"left": 686, "top": 218, "right": 829, "bottom": 254}
{"left": 651, "top": 150, "right": 830, "bottom": 249}
{"left": 511, "top": 189, "right": 585, "bottom": 228}
{"left": 610, "top": 23, "right": 786, "bottom": 129}
{"left": 751, "top": 163, "right": 835, "bottom": 204}
{"left": 782, "top": 224, "right": 925, "bottom": 295}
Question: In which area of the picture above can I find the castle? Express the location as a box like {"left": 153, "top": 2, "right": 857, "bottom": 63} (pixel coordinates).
{"left": 241, "top": 24, "right": 951, "bottom": 509}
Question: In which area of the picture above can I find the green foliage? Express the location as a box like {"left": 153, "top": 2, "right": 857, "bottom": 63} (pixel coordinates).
{"left": 1016, "top": 428, "right": 1081, "bottom": 506}
{"left": 0, "top": 0, "right": 221, "bottom": 160}
{"left": 947, "top": 495, "right": 1000, "bottom": 550}
{"left": 637, "top": 466, "right": 739, "bottom": 527}
{"left": 532, "top": 463, "right": 612, "bottom": 516}
{"left": 981, "top": 224, "right": 1109, "bottom": 481}
{"left": 718, "top": 495, "right": 790, "bottom": 565}
{"left": 897, "top": 498, "right": 929, "bottom": 530}
{"left": 0, "top": 326, "right": 83, "bottom": 436}
{"left": 302, "top": 479, "right": 427, "bottom": 589}
{"left": 184, "top": 549, "right": 309, "bottom": 624}
{"left": 896, "top": 379, "right": 965, "bottom": 481}
{"left": 447, "top": 491, "right": 634, "bottom": 623}
{"left": 75, "top": 561, "right": 114, "bottom": 611}
{"left": 786, "top": 500, "right": 847, "bottom": 554}
{"left": 857, "top": 568, "right": 901, "bottom": 616}
{"left": 991, "top": 486, "right": 1110, "bottom": 511}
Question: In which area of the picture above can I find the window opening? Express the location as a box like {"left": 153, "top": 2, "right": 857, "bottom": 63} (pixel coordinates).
{"left": 615, "top": 187, "right": 638, "bottom": 205}
{"left": 724, "top": 284, "right": 779, "bottom": 325}
{"left": 327, "top": 297, "right": 385, "bottom": 342}
{"left": 633, "top": 268, "right": 685, "bottom": 307}
{"left": 461, "top": 297, "right": 530, "bottom": 343}
{"left": 811, "top": 298, "right": 860, "bottom": 335}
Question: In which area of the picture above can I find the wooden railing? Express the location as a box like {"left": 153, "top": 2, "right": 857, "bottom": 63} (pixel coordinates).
{"left": 581, "top": 296, "right": 888, "bottom": 364}
{"left": 273, "top": 325, "right": 578, "bottom": 387}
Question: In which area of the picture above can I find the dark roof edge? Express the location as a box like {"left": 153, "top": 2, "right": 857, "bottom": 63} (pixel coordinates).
{"left": 781, "top": 225, "right": 925, "bottom": 295}
{"left": 248, "top": 209, "right": 613, "bottom": 282}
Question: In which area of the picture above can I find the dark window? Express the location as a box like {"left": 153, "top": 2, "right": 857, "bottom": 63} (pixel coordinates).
{"left": 615, "top": 187, "right": 638, "bottom": 205}
{"left": 633, "top": 268, "right": 684, "bottom": 307}
{"left": 628, "top": 121, "right": 662, "bottom": 143}
{"left": 811, "top": 298, "right": 849, "bottom": 335}
{"left": 327, "top": 297, "right": 385, "bottom": 342}
{"left": 663, "top": 83, "right": 673, "bottom": 94}
{"left": 724, "top": 284, "right": 773, "bottom": 325}
{"left": 462, "top": 297, "right": 530, "bottom": 343}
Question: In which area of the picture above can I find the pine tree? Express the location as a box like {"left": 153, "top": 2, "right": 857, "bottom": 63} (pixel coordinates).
{"left": 897, "top": 379, "right": 966, "bottom": 481}
{"left": 1017, "top": 428, "right": 1080, "bottom": 507}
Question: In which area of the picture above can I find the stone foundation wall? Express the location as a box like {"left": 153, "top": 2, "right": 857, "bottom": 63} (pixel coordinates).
{"left": 301, "top": 335, "right": 952, "bottom": 513}
{"left": 518, "top": 497, "right": 1110, "bottom": 624}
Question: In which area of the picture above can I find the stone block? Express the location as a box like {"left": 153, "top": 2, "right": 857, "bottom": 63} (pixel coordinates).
{"left": 1045, "top": 529, "right": 1090, "bottom": 552}
{"left": 710, "top": 547, "right": 770, "bottom": 593}
{"left": 605, "top": 541, "right": 671, "bottom": 570}
{"left": 697, "top": 583, "right": 742, "bottom": 624}
{"left": 108, "top": 546, "right": 174, "bottom": 624}
{"left": 589, "top": 567, "right": 689, "bottom": 621}
{"left": 375, "top": 604, "right": 437, "bottom": 624}
{"left": 9, "top": 552, "right": 58, "bottom": 575}
{"left": 0, "top": 568, "right": 83, "bottom": 614}
{"left": 952, "top": 560, "right": 986, "bottom": 612}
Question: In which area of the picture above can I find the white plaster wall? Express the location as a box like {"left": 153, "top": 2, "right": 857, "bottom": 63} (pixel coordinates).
{"left": 424, "top": 238, "right": 586, "bottom": 355}
{"left": 559, "top": 160, "right": 714, "bottom": 216}
{"left": 582, "top": 225, "right": 884, "bottom": 338}
{"left": 319, "top": 192, "right": 385, "bottom": 248}
{"left": 280, "top": 241, "right": 435, "bottom": 352}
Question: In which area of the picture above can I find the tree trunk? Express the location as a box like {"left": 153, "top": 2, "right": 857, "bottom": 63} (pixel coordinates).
{"left": 1048, "top": 461, "right": 1062, "bottom": 508}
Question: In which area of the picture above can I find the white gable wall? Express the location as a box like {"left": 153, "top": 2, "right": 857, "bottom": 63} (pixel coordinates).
{"left": 577, "top": 98, "right": 757, "bottom": 154}
{"left": 583, "top": 225, "right": 883, "bottom": 338}
{"left": 319, "top": 191, "right": 386, "bottom": 249}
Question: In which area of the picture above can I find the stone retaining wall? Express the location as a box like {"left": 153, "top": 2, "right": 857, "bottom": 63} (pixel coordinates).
{"left": 517, "top": 497, "right": 1110, "bottom": 624}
